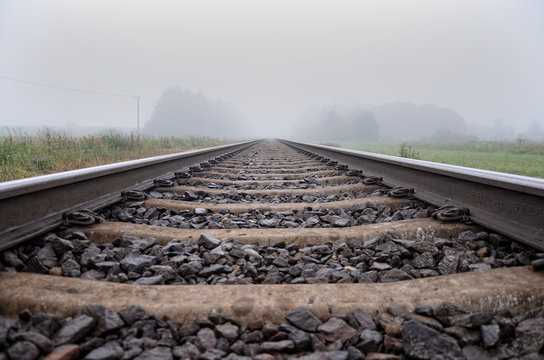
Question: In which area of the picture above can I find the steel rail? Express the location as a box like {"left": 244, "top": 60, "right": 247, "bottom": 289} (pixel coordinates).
{"left": 0, "top": 140, "right": 260, "bottom": 251}
{"left": 281, "top": 139, "right": 544, "bottom": 251}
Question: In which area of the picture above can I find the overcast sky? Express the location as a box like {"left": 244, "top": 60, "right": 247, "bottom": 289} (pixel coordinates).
{"left": 1, "top": 0, "right": 543, "bottom": 136}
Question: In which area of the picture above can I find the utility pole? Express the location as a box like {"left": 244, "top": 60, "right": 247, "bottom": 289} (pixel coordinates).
{"left": 136, "top": 96, "right": 140, "bottom": 135}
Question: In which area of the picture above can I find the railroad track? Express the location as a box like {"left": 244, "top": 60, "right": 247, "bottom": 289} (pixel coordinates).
{"left": 1, "top": 139, "right": 543, "bottom": 359}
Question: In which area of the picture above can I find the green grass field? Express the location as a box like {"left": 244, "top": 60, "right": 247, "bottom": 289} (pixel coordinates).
{"left": 343, "top": 140, "right": 544, "bottom": 178}
{"left": 0, "top": 129, "right": 235, "bottom": 182}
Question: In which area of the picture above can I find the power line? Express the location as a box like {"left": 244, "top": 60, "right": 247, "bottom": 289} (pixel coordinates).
{"left": 0, "top": 75, "right": 138, "bottom": 98}
{"left": 0, "top": 75, "right": 146, "bottom": 133}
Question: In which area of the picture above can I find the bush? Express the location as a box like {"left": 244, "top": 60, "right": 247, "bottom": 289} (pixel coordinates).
{"left": 399, "top": 143, "right": 421, "bottom": 159}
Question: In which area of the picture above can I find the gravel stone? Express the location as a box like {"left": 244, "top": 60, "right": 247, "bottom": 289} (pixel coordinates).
{"left": 119, "top": 305, "right": 147, "bottom": 325}
{"left": 81, "top": 305, "right": 125, "bottom": 336}
{"left": 511, "top": 318, "right": 544, "bottom": 355}
{"left": 53, "top": 314, "right": 95, "bottom": 345}
{"left": 353, "top": 308, "right": 376, "bottom": 330}
{"left": 26, "top": 244, "right": 57, "bottom": 273}
{"left": 481, "top": 324, "right": 500, "bottom": 348}
{"left": 84, "top": 342, "right": 123, "bottom": 360}
{"left": 358, "top": 329, "right": 383, "bottom": 352}
{"left": 45, "top": 344, "right": 81, "bottom": 360}
{"left": 448, "top": 312, "right": 494, "bottom": 328}
{"left": 318, "top": 317, "right": 357, "bottom": 343}
{"left": 197, "top": 327, "right": 217, "bottom": 351}
{"left": 133, "top": 346, "right": 173, "bottom": 360}
{"left": 134, "top": 275, "right": 163, "bottom": 285}
{"left": 286, "top": 307, "right": 323, "bottom": 332}
{"left": 412, "top": 252, "right": 435, "bottom": 268}
{"left": 173, "top": 342, "right": 200, "bottom": 359}
{"left": 198, "top": 234, "right": 222, "bottom": 250}
{"left": 216, "top": 322, "right": 239, "bottom": 342}
{"left": 13, "top": 331, "right": 53, "bottom": 353}
{"left": 6, "top": 341, "right": 40, "bottom": 360}
{"left": 260, "top": 339, "right": 295, "bottom": 352}
{"left": 120, "top": 252, "right": 156, "bottom": 273}
{"left": 297, "top": 351, "right": 349, "bottom": 360}
{"left": 402, "top": 320, "right": 463, "bottom": 360}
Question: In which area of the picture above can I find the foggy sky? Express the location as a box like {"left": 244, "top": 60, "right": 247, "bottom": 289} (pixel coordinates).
{"left": 1, "top": 0, "right": 543, "bottom": 137}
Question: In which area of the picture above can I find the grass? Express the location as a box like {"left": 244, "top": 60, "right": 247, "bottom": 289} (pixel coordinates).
{"left": 342, "top": 139, "right": 544, "bottom": 179}
{"left": 0, "top": 128, "right": 236, "bottom": 182}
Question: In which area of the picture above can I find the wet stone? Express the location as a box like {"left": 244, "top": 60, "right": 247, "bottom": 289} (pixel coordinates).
{"left": 448, "top": 312, "right": 494, "bottom": 328}
{"left": 134, "top": 275, "right": 163, "bottom": 285}
{"left": 380, "top": 268, "right": 412, "bottom": 282}
{"left": 298, "top": 351, "right": 349, "bottom": 360}
{"left": 358, "top": 329, "right": 383, "bottom": 352}
{"left": 353, "top": 308, "right": 376, "bottom": 330}
{"left": 287, "top": 328, "right": 311, "bottom": 351}
{"left": 216, "top": 322, "right": 239, "bottom": 342}
{"left": 45, "top": 234, "right": 75, "bottom": 256}
{"left": 197, "top": 327, "right": 217, "bottom": 351}
{"left": 173, "top": 342, "right": 200, "bottom": 359}
{"left": 462, "top": 345, "right": 495, "bottom": 360}
{"left": 45, "top": 344, "right": 81, "bottom": 360}
{"left": 258, "top": 219, "right": 279, "bottom": 227}
{"left": 81, "top": 269, "right": 105, "bottom": 281}
{"left": 402, "top": 320, "right": 463, "bottom": 360}
{"left": 414, "top": 306, "right": 433, "bottom": 317}
{"left": 61, "top": 259, "right": 81, "bottom": 277}
{"left": 133, "top": 346, "right": 173, "bottom": 360}
{"left": 433, "top": 302, "right": 466, "bottom": 326}
{"left": 119, "top": 252, "right": 156, "bottom": 273}
{"left": 13, "top": 331, "right": 54, "bottom": 353}
{"left": 198, "top": 234, "right": 222, "bottom": 250}
{"left": 80, "top": 337, "right": 105, "bottom": 354}
{"left": 357, "top": 270, "right": 378, "bottom": 283}
{"left": 28, "top": 313, "right": 62, "bottom": 338}
{"left": 370, "top": 262, "right": 391, "bottom": 271}
{"left": 511, "top": 318, "right": 544, "bottom": 355}
{"left": 199, "top": 349, "right": 226, "bottom": 360}
{"left": 81, "top": 305, "right": 125, "bottom": 336}
{"left": 199, "top": 264, "right": 229, "bottom": 277}
{"left": 532, "top": 258, "right": 544, "bottom": 271}
{"left": 260, "top": 340, "right": 295, "bottom": 352}
{"left": 84, "top": 341, "right": 123, "bottom": 360}
{"left": 6, "top": 341, "right": 40, "bottom": 360}
{"left": 26, "top": 244, "right": 57, "bottom": 273}
{"left": 458, "top": 231, "right": 479, "bottom": 242}
{"left": 481, "top": 324, "right": 500, "bottom": 348}
{"left": 286, "top": 307, "right": 323, "bottom": 332}
{"left": 0, "top": 250, "right": 24, "bottom": 270}
{"left": 318, "top": 317, "right": 358, "bottom": 343}
{"left": 412, "top": 252, "right": 435, "bottom": 268}
{"left": 52, "top": 314, "right": 95, "bottom": 345}
{"left": 119, "top": 305, "right": 147, "bottom": 325}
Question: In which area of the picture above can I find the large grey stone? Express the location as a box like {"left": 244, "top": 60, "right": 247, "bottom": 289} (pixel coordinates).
{"left": 286, "top": 307, "right": 323, "bottom": 332}
{"left": 402, "top": 320, "right": 463, "bottom": 360}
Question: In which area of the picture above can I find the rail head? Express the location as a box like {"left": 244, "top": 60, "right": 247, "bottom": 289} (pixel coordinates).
{"left": 0, "top": 139, "right": 261, "bottom": 250}
{"left": 281, "top": 139, "right": 544, "bottom": 250}
{"left": 0, "top": 141, "right": 258, "bottom": 200}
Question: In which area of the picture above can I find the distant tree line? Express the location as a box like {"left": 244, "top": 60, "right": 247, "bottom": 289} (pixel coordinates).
{"left": 143, "top": 87, "right": 240, "bottom": 138}
{"left": 292, "top": 102, "right": 470, "bottom": 142}
{"left": 143, "top": 88, "right": 543, "bottom": 142}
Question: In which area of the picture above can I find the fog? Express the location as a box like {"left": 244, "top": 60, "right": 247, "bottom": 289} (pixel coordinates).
{"left": 1, "top": 0, "right": 543, "bottom": 141}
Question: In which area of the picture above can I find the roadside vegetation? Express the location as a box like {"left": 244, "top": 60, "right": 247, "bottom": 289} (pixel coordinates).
{"left": 0, "top": 128, "right": 235, "bottom": 182}
{"left": 344, "top": 139, "right": 544, "bottom": 178}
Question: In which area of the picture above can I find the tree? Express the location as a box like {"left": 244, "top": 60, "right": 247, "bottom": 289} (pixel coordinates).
{"left": 144, "top": 88, "right": 239, "bottom": 138}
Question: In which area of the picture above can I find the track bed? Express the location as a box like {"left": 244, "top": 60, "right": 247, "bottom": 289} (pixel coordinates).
{"left": 1, "top": 139, "right": 543, "bottom": 359}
